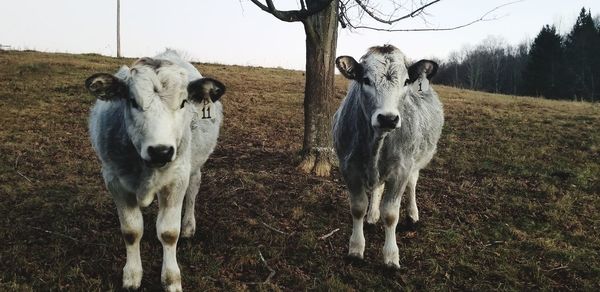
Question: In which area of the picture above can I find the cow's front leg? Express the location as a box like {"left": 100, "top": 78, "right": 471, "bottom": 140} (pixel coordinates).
{"left": 181, "top": 171, "right": 201, "bottom": 238}
{"left": 108, "top": 179, "right": 144, "bottom": 290}
{"left": 347, "top": 180, "right": 368, "bottom": 259}
{"left": 380, "top": 174, "right": 409, "bottom": 268}
{"left": 119, "top": 204, "right": 144, "bottom": 289}
{"left": 157, "top": 183, "right": 186, "bottom": 292}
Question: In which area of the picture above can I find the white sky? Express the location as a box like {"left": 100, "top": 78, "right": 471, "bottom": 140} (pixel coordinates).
{"left": 1, "top": 0, "right": 598, "bottom": 70}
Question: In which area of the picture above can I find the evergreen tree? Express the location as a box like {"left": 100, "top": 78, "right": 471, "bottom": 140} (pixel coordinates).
{"left": 436, "top": 8, "right": 600, "bottom": 101}
{"left": 522, "top": 25, "right": 565, "bottom": 99}
{"left": 564, "top": 8, "right": 600, "bottom": 101}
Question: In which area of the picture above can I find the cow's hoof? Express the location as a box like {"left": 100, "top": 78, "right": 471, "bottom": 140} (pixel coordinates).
{"left": 397, "top": 216, "right": 420, "bottom": 232}
{"left": 344, "top": 253, "right": 366, "bottom": 267}
{"left": 122, "top": 265, "right": 142, "bottom": 290}
{"left": 181, "top": 221, "right": 196, "bottom": 239}
{"left": 406, "top": 210, "right": 419, "bottom": 225}
{"left": 348, "top": 239, "right": 365, "bottom": 260}
{"left": 162, "top": 269, "right": 182, "bottom": 292}
{"left": 347, "top": 251, "right": 364, "bottom": 260}
{"left": 382, "top": 244, "right": 399, "bottom": 269}
{"left": 163, "top": 283, "right": 183, "bottom": 292}
{"left": 407, "top": 215, "right": 418, "bottom": 225}
{"left": 405, "top": 215, "right": 420, "bottom": 229}
{"left": 383, "top": 260, "right": 401, "bottom": 270}
{"left": 405, "top": 216, "right": 419, "bottom": 230}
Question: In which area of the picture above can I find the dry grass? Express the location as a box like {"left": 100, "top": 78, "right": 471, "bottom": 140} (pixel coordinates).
{"left": 1, "top": 50, "right": 599, "bottom": 291}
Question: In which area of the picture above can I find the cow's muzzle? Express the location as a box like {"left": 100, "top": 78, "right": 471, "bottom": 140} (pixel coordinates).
{"left": 376, "top": 114, "right": 400, "bottom": 130}
{"left": 145, "top": 145, "right": 174, "bottom": 168}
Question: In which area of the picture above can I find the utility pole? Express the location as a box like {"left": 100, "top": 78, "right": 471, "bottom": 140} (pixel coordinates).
{"left": 117, "top": 0, "right": 121, "bottom": 58}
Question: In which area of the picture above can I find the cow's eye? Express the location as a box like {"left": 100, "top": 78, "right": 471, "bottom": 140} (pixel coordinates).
{"left": 180, "top": 99, "right": 187, "bottom": 109}
{"left": 362, "top": 77, "right": 371, "bottom": 86}
{"left": 129, "top": 98, "right": 140, "bottom": 110}
{"left": 404, "top": 78, "right": 410, "bottom": 86}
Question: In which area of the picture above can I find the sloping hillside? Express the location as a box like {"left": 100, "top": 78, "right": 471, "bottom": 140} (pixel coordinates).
{"left": 1, "top": 50, "right": 599, "bottom": 290}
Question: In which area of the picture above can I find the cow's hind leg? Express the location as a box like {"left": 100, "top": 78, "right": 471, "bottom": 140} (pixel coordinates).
{"left": 366, "top": 183, "right": 384, "bottom": 224}
{"left": 405, "top": 170, "right": 420, "bottom": 224}
{"left": 381, "top": 174, "right": 409, "bottom": 268}
{"left": 157, "top": 183, "right": 186, "bottom": 292}
{"left": 108, "top": 179, "right": 144, "bottom": 290}
{"left": 348, "top": 182, "right": 368, "bottom": 259}
{"left": 181, "top": 171, "right": 201, "bottom": 238}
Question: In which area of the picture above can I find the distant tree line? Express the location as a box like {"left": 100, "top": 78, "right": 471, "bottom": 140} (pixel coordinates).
{"left": 435, "top": 8, "right": 600, "bottom": 102}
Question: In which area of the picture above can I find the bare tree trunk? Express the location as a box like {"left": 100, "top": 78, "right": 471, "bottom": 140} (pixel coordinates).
{"left": 298, "top": 0, "right": 338, "bottom": 177}
{"left": 117, "top": 0, "right": 121, "bottom": 58}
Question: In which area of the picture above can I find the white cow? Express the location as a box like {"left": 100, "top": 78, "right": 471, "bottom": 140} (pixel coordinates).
{"left": 86, "top": 50, "right": 225, "bottom": 291}
{"left": 333, "top": 45, "right": 444, "bottom": 268}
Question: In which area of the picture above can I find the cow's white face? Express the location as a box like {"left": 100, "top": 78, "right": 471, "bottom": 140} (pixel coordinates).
{"left": 336, "top": 45, "right": 438, "bottom": 133}
{"left": 124, "top": 60, "right": 189, "bottom": 167}
{"left": 86, "top": 58, "right": 226, "bottom": 168}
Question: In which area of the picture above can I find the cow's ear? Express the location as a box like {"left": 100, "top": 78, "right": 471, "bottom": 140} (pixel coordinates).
{"left": 336, "top": 56, "right": 363, "bottom": 80}
{"left": 85, "top": 73, "right": 128, "bottom": 100}
{"left": 407, "top": 59, "right": 438, "bottom": 83}
{"left": 187, "top": 78, "right": 226, "bottom": 103}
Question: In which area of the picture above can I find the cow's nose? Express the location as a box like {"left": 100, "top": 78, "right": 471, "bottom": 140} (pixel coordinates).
{"left": 147, "top": 145, "right": 174, "bottom": 166}
{"left": 377, "top": 114, "right": 400, "bottom": 129}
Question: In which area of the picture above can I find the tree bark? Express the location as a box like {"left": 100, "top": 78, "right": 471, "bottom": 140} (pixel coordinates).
{"left": 298, "top": 0, "right": 338, "bottom": 176}
{"left": 117, "top": 0, "right": 121, "bottom": 58}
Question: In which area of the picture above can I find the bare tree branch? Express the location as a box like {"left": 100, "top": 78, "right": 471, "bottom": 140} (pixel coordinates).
{"left": 353, "top": 0, "right": 441, "bottom": 25}
{"left": 347, "top": 1, "right": 523, "bottom": 32}
{"left": 249, "top": 0, "right": 335, "bottom": 22}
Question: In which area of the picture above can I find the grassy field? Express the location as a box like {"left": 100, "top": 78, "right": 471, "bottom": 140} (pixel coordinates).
{"left": 1, "top": 49, "right": 599, "bottom": 291}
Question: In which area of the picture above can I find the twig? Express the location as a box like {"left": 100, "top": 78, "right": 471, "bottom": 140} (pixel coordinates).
{"left": 29, "top": 226, "right": 107, "bottom": 247}
{"left": 17, "top": 171, "right": 33, "bottom": 184}
{"left": 258, "top": 250, "right": 276, "bottom": 284}
{"left": 260, "top": 221, "right": 289, "bottom": 235}
{"left": 30, "top": 226, "right": 81, "bottom": 242}
{"left": 353, "top": 0, "right": 441, "bottom": 25}
{"left": 348, "top": 0, "right": 523, "bottom": 32}
{"left": 544, "top": 265, "right": 568, "bottom": 272}
{"left": 319, "top": 228, "right": 340, "bottom": 240}
{"left": 14, "top": 153, "right": 33, "bottom": 184}
{"left": 483, "top": 240, "right": 506, "bottom": 247}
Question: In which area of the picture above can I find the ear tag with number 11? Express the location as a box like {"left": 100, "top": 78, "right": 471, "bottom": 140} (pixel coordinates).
{"left": 201, "top": 96, "right": 212, "bottom": 119}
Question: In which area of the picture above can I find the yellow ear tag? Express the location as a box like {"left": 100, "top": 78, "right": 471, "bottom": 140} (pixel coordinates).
{"left": 201, "top": 96, "right": 213, "bottom": 119}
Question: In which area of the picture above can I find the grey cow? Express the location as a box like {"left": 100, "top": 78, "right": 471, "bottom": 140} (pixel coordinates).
{"left": 86, "top": 50, "right": 225, "bottom": 291}
{"left": 333, "top": 45, "right": 444, "bottom": 268}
